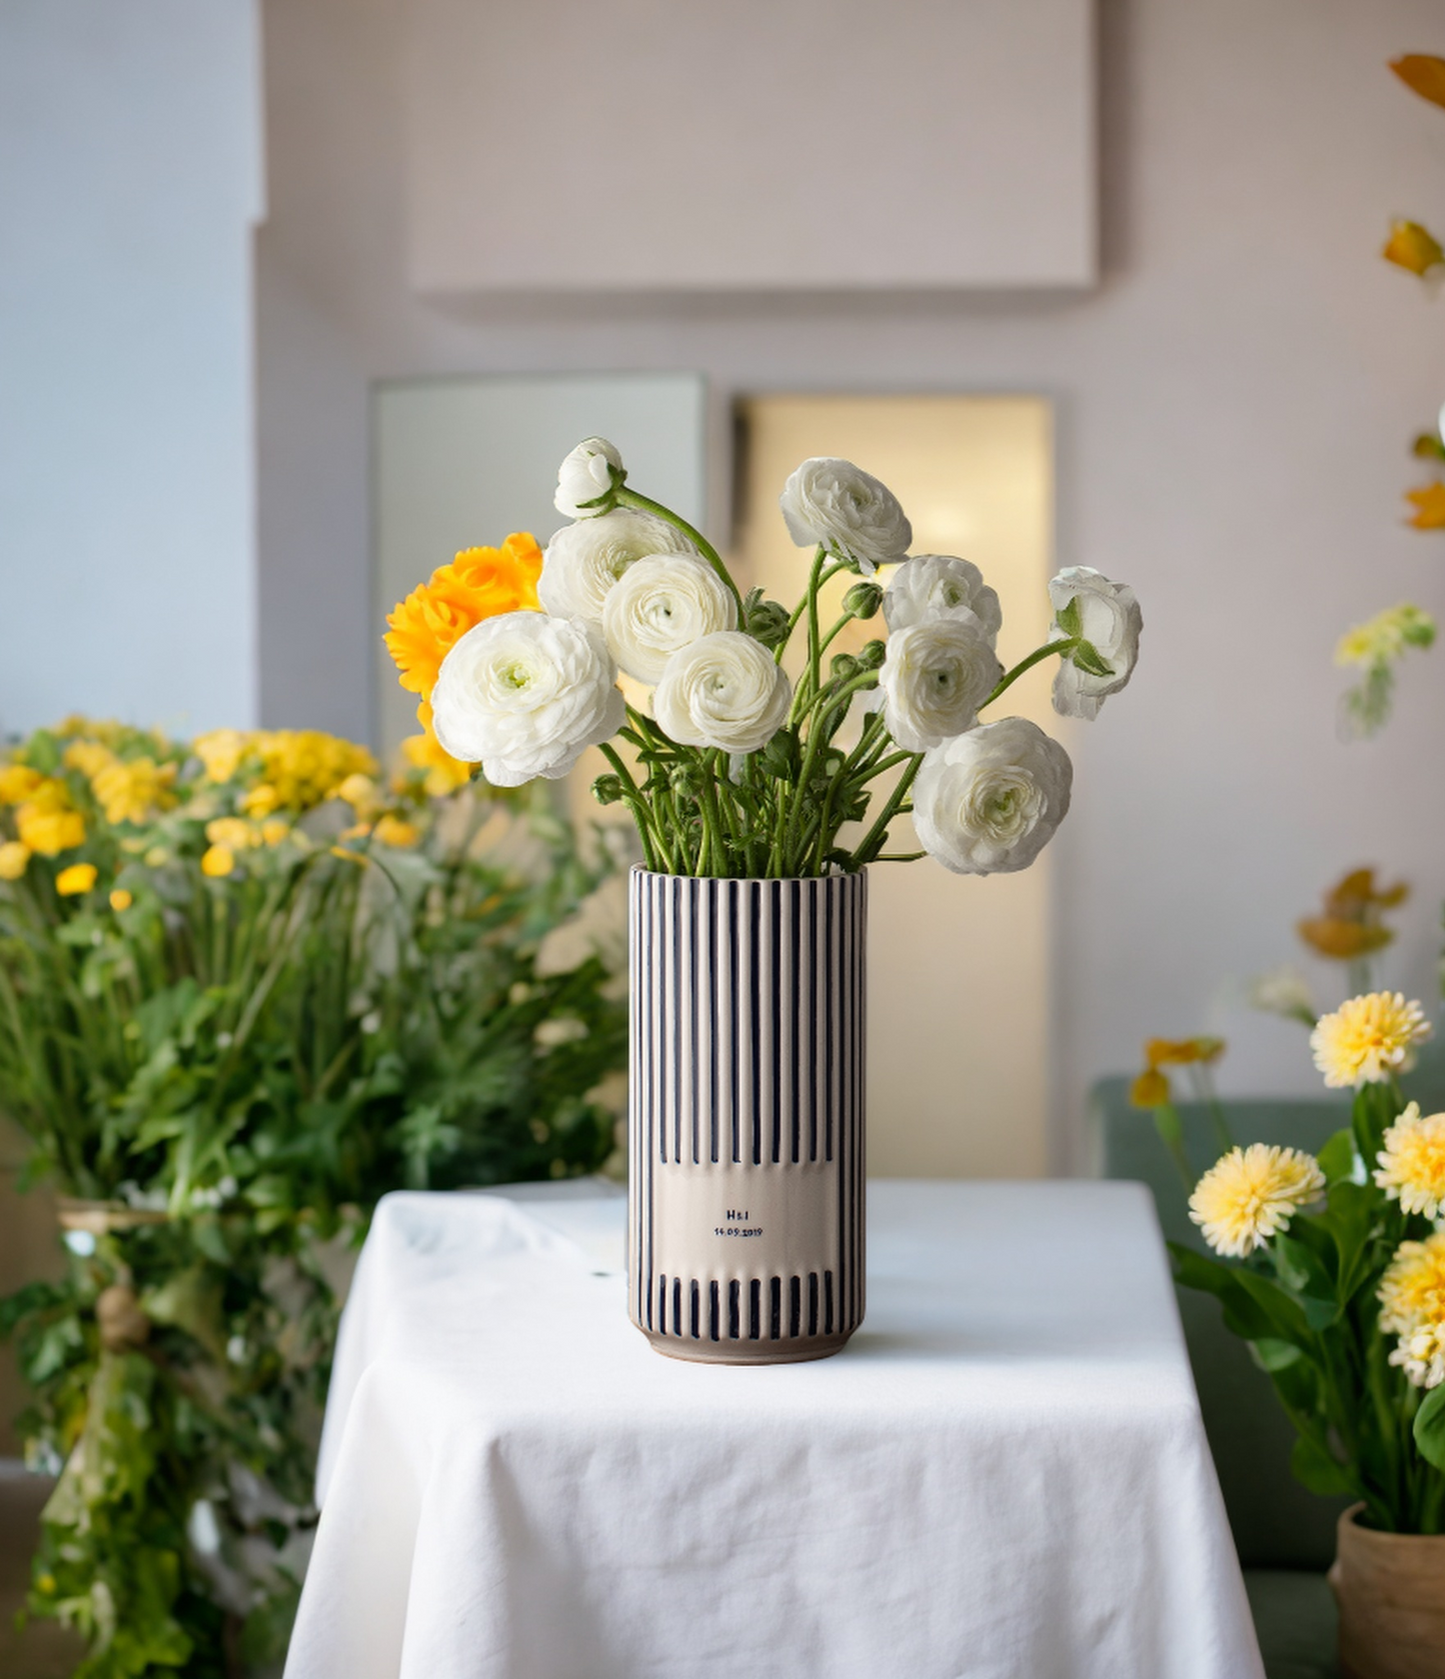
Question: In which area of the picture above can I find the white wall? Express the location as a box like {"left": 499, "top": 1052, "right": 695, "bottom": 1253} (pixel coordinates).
{"left": 0, "top": 0, "right": 263, "bottom": 737}
{"left": 258, "top": 0, "right": 1445, "bottom": 1165}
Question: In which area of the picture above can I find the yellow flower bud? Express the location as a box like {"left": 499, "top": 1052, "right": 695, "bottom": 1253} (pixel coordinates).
{"left": 56, "top": 863, "right": 98, "bottom": 897}
{"left": 260, "top": 818, "right": 290, "bottom": 846}
{"left": 373, "top": 813, "right": 420, "bottom": 848}
{"left": 201, "top": 844, "right": 236, "bottom": 878}
{"left": 205, "top": 816, "right": 254, "bottom": 851}
{"left": 109, "top": 888, "right": 133, "bottom": 911}
{"left": 0, "top": 841, "right": 30, "bottom": 880}
{"left": 1130, "top": 1068, "right": 1171, "bottom": 1109}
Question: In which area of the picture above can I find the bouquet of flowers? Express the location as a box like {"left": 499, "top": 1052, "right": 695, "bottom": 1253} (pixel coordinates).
{"left": 385, "top": 438, "right": 1144, "bottom": 878}
{"left": 0, "top": 716, "right": 627, "bottom": 1676}
{"left": 1165, "top": 993, "right": 1445, "bottom": 1533}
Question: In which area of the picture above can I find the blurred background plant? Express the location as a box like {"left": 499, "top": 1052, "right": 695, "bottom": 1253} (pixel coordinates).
{"left": 1337, "top": 54, "right": 1445, "bottom": 736}
{"left": 0, "top": 715, "right": 628, "bottom": 1677}
{"left": 1249, "top": 866, "right": 1411, "bottom": 1035}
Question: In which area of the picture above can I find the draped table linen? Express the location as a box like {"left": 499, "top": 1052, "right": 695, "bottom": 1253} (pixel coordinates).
{"left": 285, "top": 1179, "right": 1262, "bottom": 1679}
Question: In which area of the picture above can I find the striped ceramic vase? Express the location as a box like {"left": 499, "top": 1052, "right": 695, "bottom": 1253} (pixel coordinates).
{"left": 627, "top": 867, "right": 867, "bottom": 1364}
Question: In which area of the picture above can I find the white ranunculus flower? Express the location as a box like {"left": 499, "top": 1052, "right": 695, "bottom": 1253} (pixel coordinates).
{"left": 430, "top": 611, "right": 625, "bottom": 788}
{"left": 883, "top": 554, "right": 1002, "bottom": 645}
{"left": 876, "top": 616, "right": 1003, "bottom": 752}
{"left": 538, "top": 509, "right": 697, "bottom": 624}
{"left": 602, "top": 554, "right": 738, "bottom": 684}
{"left": 555, "top": 437, "right": 623, "bottom": 519}
{"left": 779, "top": 457, "right": 912, "bottom": 575}
{"left": 913, "top": 717, "right": 1073, "bottom": 876}
{"left": 1048, "top": 566, "right": 1142, "bottom": 721}
{"left": 653, "top": 631, "right": 792, "bottom": 754}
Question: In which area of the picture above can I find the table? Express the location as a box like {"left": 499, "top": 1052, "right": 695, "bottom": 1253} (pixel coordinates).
{"left": 285, "top": 1181, "right": 1263, "bottom": 1679}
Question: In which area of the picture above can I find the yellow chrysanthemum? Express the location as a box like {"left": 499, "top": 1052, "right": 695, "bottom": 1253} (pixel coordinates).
{"left": 372, "top": 813, "right": 420, "bottom": 848}
{"left": 1379, "top": 1233, "right": 1445, "bottom": 1335}
{"left": 201, "top": 845, "right": 236, "bottom": 878}
{"left": 1390, "top": 1324, "right": 1445, "bottom": 1390}
{"left": 0, "top": 842, "right": 30, "bottom": 880}
{"left": 1374, "top": 1102, "right": 1445, "bottom": 1219}
{"left": 109, "top": 888, "right": 133, "bottom": 912}
{"left": 1188, "top": 1144, "right": 1325, "bottom": 1258}
{"left": 336, "top": 773, "right": 381, "bottom": 816}
{"left": 16, "top": 783, "right": 85, "bottom": 857}
{"left": 259, "top": 818, "right": 290, "bottom": 847}
{"left": 1379, "top": 1233, "right": 1445, "bottom": 1386}
{"left": 55, "top": 863, "right": 97, "bottom": 897}
{"left": 194, "top": 729, "right": 253, "bottom": 785}
{"left": 1310, "top": 992, "right": 1431, "bottom": 1089}
{"left": 205, "top": 816, "right": 255, "bottom": 852}
{"left": 250, "top": 732, "right": 378, "bottom": 812}
{"left": 384, "top": 532, "right": 543, "bottom": 699}
{"left": 90, "top": 756, "right": 177, "bottom": 825}
{"left": 242, "top": 783, "right": 280, "bottom": 819}
{"left": 0, "top": 765, "right": 43, "bottom": 805}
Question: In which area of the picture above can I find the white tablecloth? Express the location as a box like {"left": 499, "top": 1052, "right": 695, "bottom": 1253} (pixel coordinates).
{"left": 285, "top": 1180, "right": 1262, "bottom": 1679}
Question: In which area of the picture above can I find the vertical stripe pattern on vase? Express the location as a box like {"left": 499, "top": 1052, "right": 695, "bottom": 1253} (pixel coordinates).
{"left": 628, "top": 867, "right": 866, "bottom": 1361}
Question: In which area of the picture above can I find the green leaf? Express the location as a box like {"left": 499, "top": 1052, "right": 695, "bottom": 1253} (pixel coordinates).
{"left": 1317, "top": 1128, "right": 1357, "bottom": 1186}
{"left": 1070, "top": 639, "right": 1115, "bottom": 679}
{"left": 1413, "top": 1383, "right": 1445, "bottom": 1472}
{"left": 1249, "top": 1337, "right": 1303, "bottom": 1373}
{"left": 1272, "top": 1233, "right": 1341, "bottom": 1329}
{"left": 1055, "top": 597, "right": 1082, "bottom": 638}
{"left": 1291, "top": 1434, "right": 1357, "bottom": 1496}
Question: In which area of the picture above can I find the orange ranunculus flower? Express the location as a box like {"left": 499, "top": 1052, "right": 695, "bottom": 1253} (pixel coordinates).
{"left": 1383, "top": 220, "right": 1444, "bottom": 277}
{"left": 1406, "top": 483, "right": 1445, "bottom": 530}
{"left": 1130, "top": 1068, "right": 1172, "bottom": 1109}
{"left": 398, "top": 700, "right": 474, "bottom": 797}
{"left": 384, "top": 532, "right": 543, "bottom": 700}
{"left": 1145, "top": 1037, "right": 1225, "bottom": 1069}
{"left": 1298, "top": 917, "right": 1393, "bottom": 960}
{"left": 1390, "top": 54, "right": 1445, "bottom": 111}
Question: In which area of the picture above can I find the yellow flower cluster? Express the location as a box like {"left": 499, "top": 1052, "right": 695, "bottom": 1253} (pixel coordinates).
{"left": 1335, "top": 604, "right": 1436, "bottom": 670}
{"left": 1374, "top": 1102, "right": 1445, "bottom": 1220}
{"left": 1310, "top": 993, "right": 1432, "bottom": 1089}
{"left": 1379, "top": 1234, "right": 1445, "bottom": 1390}
{"left": 15, "top": 781, "right": 85, "bottom": 858}
{"left": 1188, "top": 1144, "right": 1325, "bottom": 1257}
{"left": 192, "top": 729, "right": 378, "bottom": 815}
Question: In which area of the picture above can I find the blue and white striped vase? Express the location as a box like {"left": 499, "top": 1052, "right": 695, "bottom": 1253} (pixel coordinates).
{"left": 627, "top": 867, "right": 867, "bottom": 1364}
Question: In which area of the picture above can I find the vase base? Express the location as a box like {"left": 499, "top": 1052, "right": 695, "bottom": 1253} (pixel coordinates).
{"left": 640, "top": 1329, "right": 854, "bottom": 1366}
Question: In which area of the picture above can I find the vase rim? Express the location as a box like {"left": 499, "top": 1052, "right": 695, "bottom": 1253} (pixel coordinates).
{"left": 628, "top": 864, "right": 868, "bottom": 885}
{"left": 1339, "top": 1501, "right": 1445, "bottom": 1547}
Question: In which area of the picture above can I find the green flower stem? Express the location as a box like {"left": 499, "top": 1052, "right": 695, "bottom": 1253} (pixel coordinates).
{"left": 600, "top": 744, "right": 664, "bottom": 872}
{"left": 982, "top": 638, "right": 1073, "bottom": 711}
{"left": 780, "top": 672, "right": 880, "bottom": 872}
{"left": 776, "top": 558, "right": 850, "bottom": 664}
{"left": 848, "top": 754, "right": 922, "bottom": 869}
{"left": 615, "top": 485, "right": 744, "bottom": 615}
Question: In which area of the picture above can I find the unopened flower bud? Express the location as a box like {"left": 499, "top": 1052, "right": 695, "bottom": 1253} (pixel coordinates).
{"left": 592, "top": 774, "right": 624, "bottom": 806}
{"left": 830, "top": 653, "right": 860, "bottom": 681}
{"left": 742, "top": 594, "right": 792, "bottom": 650}
{"left": 842, "top": 582, "right": 884, "bottom": 620}
{"left": 858, "top": 639, "right": 887, "bottom": 670}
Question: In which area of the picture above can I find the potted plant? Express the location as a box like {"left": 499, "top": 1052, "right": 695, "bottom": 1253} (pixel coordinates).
{"left": 0, "top": 715, "right": 628, "bottom": 1676}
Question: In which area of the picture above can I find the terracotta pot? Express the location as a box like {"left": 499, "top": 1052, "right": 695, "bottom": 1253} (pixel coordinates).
{"left": 1329, "top": 1502, "right": 1445, "bottom": 1679}
{"left": 627, "top": 868, "right": 867, "bottom": 1365}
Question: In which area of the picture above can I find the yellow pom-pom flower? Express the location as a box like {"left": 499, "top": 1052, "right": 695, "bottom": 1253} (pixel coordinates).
{"left": 1310, "top": 992, "right": 1431, "bottom": 1089}
{"left": 16, "top": 782, "right": 85, "bottom": 857}
{"left": 1374, "top": 1102, "right": 1445, "bottom": 1219}
{"left": 201, "top": 845, "right": 236, "bottom": 879}
{"left": 1188, "top": 1144, "right": 1325, "bottom": 1257}
{"left": 205, "top": 817, "right": 255, "bottom": 852}
{"left": 384, "top": 533, "right": 543, "bottom": 699}
{"left": 55, "top": 863, "right": 97, "bottom": 897}
{"left": 0, "top": 842, "right": 31, "bottom": 880}
{"left": 0, "top": 765, "right": 43, "bottom": 805}
{"left": 89, "top": 756, "right": 177, "bottom": 826}
{"left": 1379, "top": 1233, "right": 1445, "bottom": 1388}
{"left": 194, "top": 729, "right": 252, "bottom": 785}
{"left": 109, "top": 888, "right": 133, "bottom": 912}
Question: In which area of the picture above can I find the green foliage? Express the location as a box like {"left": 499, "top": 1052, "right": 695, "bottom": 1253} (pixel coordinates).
{"left": 0, "top": 721, "right": 628, "bottom": 1673}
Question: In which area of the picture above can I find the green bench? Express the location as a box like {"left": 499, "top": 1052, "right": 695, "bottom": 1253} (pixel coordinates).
{"left": 1092, "top": 1056, "right": 1445, "bottom": 1679}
